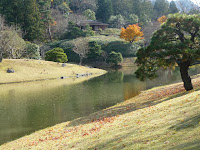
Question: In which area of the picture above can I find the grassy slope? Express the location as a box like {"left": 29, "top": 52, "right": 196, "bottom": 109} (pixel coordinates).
{"left": 1, "top": 78, "right": 200, "bottom": 149}
{"left": 0, "top": 59, "right": 106, "bottom": 84}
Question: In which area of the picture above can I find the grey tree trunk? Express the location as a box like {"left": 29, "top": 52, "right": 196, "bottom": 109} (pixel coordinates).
{"left": 79, "top": 57, "right": 83, "bottom": 66}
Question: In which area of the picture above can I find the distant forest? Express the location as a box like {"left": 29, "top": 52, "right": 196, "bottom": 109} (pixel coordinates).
{"left": 0, "top": 0, "right": 198, "bottom": 42}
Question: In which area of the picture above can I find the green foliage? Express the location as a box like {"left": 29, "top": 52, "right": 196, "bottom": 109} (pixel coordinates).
{"left": 96, "top": 0, "right": 113, "bottom": 23}
{"left": 136, "top": 14, "right": 200, "bottom": 81}
{"left": 59, "top": 41, "right": 80, "bottom": 62}
{"left": 47, "top": 35, "right": 141, "bottom": 63}
{"left": 84, "top": 24, "right": 95, "bottom": 37}
{"left": 83, "top": 9, "right": 96, "bottom": 20}
{"left": 99, "top": 28, "right": 121, "bottom": 36}
{"left": 0, "top": 0, "right": 44, "bottom": 41}
{"left": 87, "top": 41, "right": 103, "bottom": 61}
{"left": 106, "top": 51, "right": 123, "bottom": 65}
{"left": 24, "top": 42, "right": 41, "bottom": 59}
{"left": 63, "top": 22, "right": 85, "bottom": 39}
{"left": 45, "top": 47, "right": 68, "bottom": 63}
{"left": 153, "top": 0, "right": 169, "bottom": 19}
{"left": 63, "top": 22, "right": 95, "bottom": 40}
{"left": 109, "top": 15, "right": 125, "bottom": 28}
{"left": 126, "top": 14, "right": 139, "bottom": 25}
{"left": 169, "top": 0, "right": 179, "bottom": 14}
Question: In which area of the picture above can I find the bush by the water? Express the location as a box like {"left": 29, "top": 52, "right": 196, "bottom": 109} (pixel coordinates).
{"left": 45, "top": 48, "right": 68, "bottom": 63}
{"left": 46, "top": 35, "right": 141, "bottom": 64}
{"left": 106, "top": 51, "right": 123, "bottom": 66}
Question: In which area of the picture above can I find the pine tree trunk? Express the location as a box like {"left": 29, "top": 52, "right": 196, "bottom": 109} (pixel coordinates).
{"left": 0, "top": 50, "right": 3, "bottom": 62}
{"left": 178, "top": 60, "right": 193, "bottom": 91}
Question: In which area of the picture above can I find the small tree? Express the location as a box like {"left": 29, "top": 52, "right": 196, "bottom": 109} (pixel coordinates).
{"left": 106, "top": 51, "right": 123, "bottom": 66}
{"left": 87, "top": 41, "right": 103, "bottom": 61}
{"left": 45, "top": 47, "right": 68, "bottom": 63}
{"left": 83, "top": 9, "right": 96, "bottom": 20}
{"left": 157, "top": 16, "right": 167, "bottom": 24}
{"left": 109, "top": 15, "right": 125, "bottom": 28}
{"left": 84, "top": 24, "right": 95, "bottom": 37}
{"left": 0, "top": 29, "right": 26, "bottom": 60}
{"left": 120, "top": 24, "right": 144, "bottom": 43}
{"left": 125, "top": 14, "right": 139, "bottom": 26}
{"left": 64, "top": 22, "right": 85, "bottom": 39}
{"left": 24, "top": 42, "right": 40, "bottom": 59}
{"left": 136, "top": 14, "right": 200, "bottom": 91}
{"left": 73, "top": 37, "right": 89, "bottom": 65}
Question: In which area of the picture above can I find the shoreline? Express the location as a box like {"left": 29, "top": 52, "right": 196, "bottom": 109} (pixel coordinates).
{"left": 0, "top": 72, "right": 106, "bottom": 85}
{"left": 0, "top": 59, "right": 107, "bottom": 85}
{"left": 1, "top": 76, "right": 200, "bottom": 149}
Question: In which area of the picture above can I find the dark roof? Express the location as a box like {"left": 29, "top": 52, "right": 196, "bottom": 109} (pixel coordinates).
{"left": 78, "top": 20, "right": 109, "bottom": 26}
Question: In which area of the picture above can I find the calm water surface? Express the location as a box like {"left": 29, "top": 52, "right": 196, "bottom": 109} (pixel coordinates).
{"left": 1, "top": 66, "right": 200, "bottom": 145}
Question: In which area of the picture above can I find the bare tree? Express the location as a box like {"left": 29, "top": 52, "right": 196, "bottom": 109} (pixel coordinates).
{"left": 68, "top": 13, "right": 87, "bottom": 24}
{"left": 51, "top": 9, "right": 69, "bottom": 39}
{"left": 0, "top": 16, "right": 25, "bottom": 62}
{"left": 73, "top": 37, "right": 89, "bottom": 65}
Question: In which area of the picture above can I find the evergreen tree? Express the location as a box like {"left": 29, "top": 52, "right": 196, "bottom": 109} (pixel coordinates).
{"left": 37, "top": 0, "right": 54, "bottom": 41}
{"left": 169, "top": 0, "right": 179, "bottom": 14}
{"left": 0, "top": 0, "right": 43, "bottom": 41}
{"left": 23, "top": 0, "right": 44, "bottom": 41}
{"left": 112, "top": 0, "right": 132, "bottom": 17}
{"left": 96, "top": 0, "right": 113, "bottom": 23}
{"left": 132, "top": 0, "right": 141, "bottom": 17}
{"left": 136, "top": 14, "right": 200, "bottom": 91}
{"left": 88, "top": 42, "right": 102, "bottom": 61}
{"left": 153, "top": 0, "right": 169, "bottom": 19}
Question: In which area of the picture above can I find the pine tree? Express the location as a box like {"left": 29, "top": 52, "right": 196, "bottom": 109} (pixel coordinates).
{"left": 23, "top": 0, "right": 44, "bottom": 41}
{"left": 136, "top": 14, "right": 200, "bottom": 91}
{"left": 169, "top": 0, "right": 179, "bottom": 14}
{"left": 153, "top": 0, "right": 169, "bottom": 19}
{"left": 0, "top": 0, "right": 44, "bottom": 41}
{"left": 37, "top": 0, "right": 54, "bottom": 41}
{"left": 132, "top": 0, "right": 141, "bottom": 17}
{"left": 96, "top": 0, "right": 113, "bottom": 23}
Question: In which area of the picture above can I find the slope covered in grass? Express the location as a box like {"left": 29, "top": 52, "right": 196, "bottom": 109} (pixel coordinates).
{"left": 1, "top": 77, "right": 200, "bottom": 149}
{"left": 0, "top": 59, "right": 106, "bottom": 84}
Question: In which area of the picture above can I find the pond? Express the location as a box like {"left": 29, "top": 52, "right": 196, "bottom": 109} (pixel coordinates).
{"left": 1, "top": 65, "right": 200, "bottom": 145}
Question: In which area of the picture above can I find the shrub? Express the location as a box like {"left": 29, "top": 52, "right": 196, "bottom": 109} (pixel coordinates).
{"left": 24, "top": 42, "right": 40, "bottom": 59}
{"left": 45, "top": 47, "right": 68, "bottom": 63}
{"left": 63, "top": 22, "right": 85, "bottom": 39}
{"left": 109, "top": 15, "right": 125, "bottom": 28}
{"left": 87, "top": 41, "right": 103, "bottom": 61}
{"left": 85, "top": 24, "right": 95, "bottom": 37}
{"left": 106, "top": 51, "right": 123, "bottom": 66}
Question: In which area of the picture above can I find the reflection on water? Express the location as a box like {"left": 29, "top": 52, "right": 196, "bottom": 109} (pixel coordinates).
{"left": 1, "top": 65, "right": 200, "bottom": 145}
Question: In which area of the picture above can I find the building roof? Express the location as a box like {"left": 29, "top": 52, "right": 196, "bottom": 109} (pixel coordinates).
{"left": 78, "top": 20, "right": 109, "bottom": 26}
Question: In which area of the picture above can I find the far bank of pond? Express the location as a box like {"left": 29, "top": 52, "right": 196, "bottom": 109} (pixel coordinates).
{"left": 1, "top": 65, "right": 200, "bottom": 145}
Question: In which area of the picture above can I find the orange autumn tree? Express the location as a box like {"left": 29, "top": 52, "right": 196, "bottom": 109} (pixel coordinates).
{"left": 120, "top": 24, "right": 144, "bottom": 43}
{"left": 157, "top": 16, "right": 167, "bottom": 23}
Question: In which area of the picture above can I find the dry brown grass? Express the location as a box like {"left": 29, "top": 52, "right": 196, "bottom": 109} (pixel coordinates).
{"left": 0, "top": 59, "right": 106, "bottom": 84}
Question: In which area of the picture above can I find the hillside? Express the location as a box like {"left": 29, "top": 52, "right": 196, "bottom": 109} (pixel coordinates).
{"left": 0, "top": 59, "right": 106, "bottom": 84}
{"left": 1, "top": 77, "right": 200, "bottom": 149}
